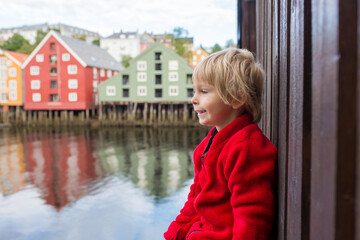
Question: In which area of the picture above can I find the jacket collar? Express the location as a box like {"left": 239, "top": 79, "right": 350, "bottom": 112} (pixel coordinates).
{"left": 206, "top": 113, "right": 254, "bottom": 147}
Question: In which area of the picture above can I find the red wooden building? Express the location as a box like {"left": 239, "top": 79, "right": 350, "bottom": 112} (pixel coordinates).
{"left": 22, "top": 30, "right": 123, "bottom": 110}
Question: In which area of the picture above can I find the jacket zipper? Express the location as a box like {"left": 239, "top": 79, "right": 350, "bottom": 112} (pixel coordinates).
{"left": 201, "top": 128, "right": 217, "bottom": 166}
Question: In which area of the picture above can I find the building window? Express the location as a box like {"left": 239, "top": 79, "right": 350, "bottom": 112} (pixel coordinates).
{"left": 36, "top": 54, "right": 44, "bottom": 62}
{"left": 155, "top": 52, "right": 162, "bottom": 60}
{"left": 107, "top": 70, "right": 112, "bottom": 78}
{"left": 68, "top": 65, "right": 77, "bottom": 74}
{"left": 0, "top": 69, "right": 7, "bottom": 80}
{"left": 68, "top": 92, "right": 78, "bottom": 102}
{"left": 169, "top": 86, "right": 179, "bottom": 96}
{"left": 137, "top": 61, "right": 147, "bottom": 71}
{"left": 187, "top": 88, "right": 194, "bottom": 98}
{"left": 155, "top": 63, "right": 162, "bottom": 71}
{"left": 50, "top": 94, "right": 59, "bottom": 102}
{"left": 100, "top": 69, "right": 105, "bottom": 77}
{"left": 9, "top": 91, "right": 17, "bottom": 101}
{"left": 168, "top": 72, "right": 178, "bottom": 81}
{"left": 137, "top": 72, "right": 147, "bottom": 82}
{"left": 155, "top": 75, "right": 162, "bottom": 85}
{"left": 122, "top": 75, "right": 129, "bottom": 85}
{"left": 0, "top": 80, "right": 6, "bottom": 89}
{"left": 186, "top": 74, "right": 193, "bottom": 84}
{"left": 9, "top": 80, "right": 16, "bottom": 89}
{"left": 68, "top": 79, "right": 78, "bottom": 89}
{"left": 123, "top": 89, "right": 129, "bottom": 98}
{"left": 137, "top": 86, "right": 147, "bottom": 96}
{"left": 8, "top": 68, "right": 16, "bottom": 77}
{"left": 50, "top": 80, "right": 57, "bottom": 89}
{"left": 50, "top": 67, "right": 57, "bottom": 76}
{"left": 155, "top": 89, "right": 162, "bottom": 98}
{"left": 32, "top": 93, "right": 41, "bottom": 102}
{"left": 93, "top": 68, "right": 98, "bottom": 79}
{"left": 62, "top": 53, "right": 70, "bottom": 61}
{"left": 0, "top": 93, "right": 7, "bottom": 103}
{"left": 168, "top": 60, "right": 178, "bottom": 70}
{"left": 50, "top": 42, "right": 55, "bottom": 50}
{"left": 93, "top": 80, "right": 98, "bottom": 90}
{"left": 106, "top": 86, "right": 116, "bottom": 96}
{"left": 30, "top": 66, "right": 40, "bottom": 75}
{"left": 50, "top": 55, "right": 57, "bottom": 64}
{"left": 31, "top": 80, "right": 40, "bottom": 89}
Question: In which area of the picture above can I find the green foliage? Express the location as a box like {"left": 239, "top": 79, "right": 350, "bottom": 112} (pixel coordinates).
{"left": 121, "top": 55, "right": 132, "bottom": 68}
{"left": 72, "top": 34, "right": 86, "bottom": 41}
{"left": 211, "top": 43, "right": 222, "bottom": 54}
{"left": 1, "top": 33, "right": 30, "bottom": 52}
{"left": 0, "top": 28, "right": 63, "bottom": 54}
{"left": 92, "top": 39, "right": 100, "bottom": 46}
{"left": 225, "top": 39, "right": 236, "bottom": 48}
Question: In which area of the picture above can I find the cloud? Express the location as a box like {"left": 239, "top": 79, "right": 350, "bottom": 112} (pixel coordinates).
{"left": 0, "top": 0, "right": 237, "bottom": 47}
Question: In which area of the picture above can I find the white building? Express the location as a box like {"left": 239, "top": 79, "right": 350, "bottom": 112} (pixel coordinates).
{"left": 100, "top": 31, "right": 141, "bottom": 63}
{"left": 0, "top": 23, "right": 101, "bottom": 45}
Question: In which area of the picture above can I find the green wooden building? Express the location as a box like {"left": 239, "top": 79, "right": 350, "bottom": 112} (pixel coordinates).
{"left": 98, "top": 42, "right": 194, "bottom": 103}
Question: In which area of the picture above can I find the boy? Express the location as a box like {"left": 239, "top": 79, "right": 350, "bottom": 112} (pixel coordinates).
{"left": 164, "top": 48, "right": 277, "bottom": 240}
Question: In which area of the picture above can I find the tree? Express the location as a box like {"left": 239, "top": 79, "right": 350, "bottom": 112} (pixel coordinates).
{"left": 211, "top": 43, "right": 222, "bottom": 54}
{"left": 72, "top": 34, "right": 86, "bottom": 41}
{"left": 225, "top": 39, "right": 236, "bottom": 48}
{"left": 92, "top": 39, "right": 100, "bottom": 46}
{"left": 121, "top": 55, "right": 132, "bottom": 68}
{"left": 1, "top": 33, "right": 30, "bottom": 52}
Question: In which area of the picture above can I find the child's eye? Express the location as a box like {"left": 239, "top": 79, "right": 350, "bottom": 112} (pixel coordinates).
{"left": 200, "top": 89, "right": 208, "bottom": 94}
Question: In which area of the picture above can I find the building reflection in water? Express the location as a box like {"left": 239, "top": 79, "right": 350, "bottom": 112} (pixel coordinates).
{"left": 0, "top": 126, "right": 208, "bottom": 210}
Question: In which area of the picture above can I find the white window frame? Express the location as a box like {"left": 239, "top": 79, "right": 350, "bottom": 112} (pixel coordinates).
{"left": 62, "top": 53, "right": 70, "bottom": 62}
{"left": 93, "top": 68, "right": 98, "bottom": 79}
{"left": 106, "top": 86, "right": 116, "bottom": 96}
{"left": 107, "top": 70, "right": 112, "bottom": 78}
{"left": 67, "top": 65, "right": 77, "bottom": 74}
{"left": 0, "top": 69, "right": 6, "bottom": 80}
{"left": 36, "top": 54, "right": 44, "bottom": 62}
{"left": 68, "top": 79, "right": 78, "bottom": 89}
{"left": 68, "top": 92, "right": 78, "bottom": 102}
{"left": 169, "top": 86, "right": 179, "bottom": 96}
{"left": 137, "top": 72, "right": 147, "bottom": 82}
{"left": 0, "top": 80, "right": 6, "bottom": 89}
{"left": 100, "top": 69, "right": 105, "bottom": 77}
{"left": 8, "top": 68, "right": 16, "bottom": 77}
{"left": 8, "top": 80, "right": 17, "bottom": 89}
{"left": 31, "top": 80, "right": 41, "bottom": 90}
{"left": 32, "top": 93, "right": 41, "bottom": 102}
{"left": 30, "top": 66, "right": 40, "bottom": 76}
{"left": 168, "top": 60, "right": 178, "bottom": 70}
{"left": 137, "top": 86, "right": 147, "bottom": 96}
{"left": 9, "top": 91, "right": 17, "bottom": 100}
{"left": 0, "top": 93, "right": 7, "bottom": 103}
{"left": 168, "top": 72, "right": 179, "bottom": 82}
{"left": 137, "top": 61, "right": 147, "bottom": 71}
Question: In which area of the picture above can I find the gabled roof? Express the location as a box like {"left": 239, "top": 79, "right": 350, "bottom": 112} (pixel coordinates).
{"left": 0, "top": 49, "right": 28, "bottom": 66}
{"left": 23, "top": 31, "right": 123, "bottom": 71}
{"left": 129, "top": 42, "right": 193, "bottom": 70}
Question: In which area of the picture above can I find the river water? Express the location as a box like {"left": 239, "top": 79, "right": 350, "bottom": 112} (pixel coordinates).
{"left": 0, "top": 126, "right": 209, "bottom": 240}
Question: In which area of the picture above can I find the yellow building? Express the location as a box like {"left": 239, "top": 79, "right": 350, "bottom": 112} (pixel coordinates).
{"left": 190, "top": 47, "right": 209, "bottom": 68}
{"left": 0, "top": 49, "right": 28, "bottom": 109}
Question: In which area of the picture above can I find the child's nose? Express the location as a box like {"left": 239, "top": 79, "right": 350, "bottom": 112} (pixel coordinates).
{"left": 191, "top": 94, "right": 198, "bottom": 105}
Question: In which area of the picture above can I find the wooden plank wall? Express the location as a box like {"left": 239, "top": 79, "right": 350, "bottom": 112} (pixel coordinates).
{"left": 239, "top": 0, "right": 359, "bottom": 239}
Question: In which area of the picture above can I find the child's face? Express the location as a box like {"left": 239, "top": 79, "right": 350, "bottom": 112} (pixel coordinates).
{"left": 191, "top": 77, "right": 242, "bottom": 131}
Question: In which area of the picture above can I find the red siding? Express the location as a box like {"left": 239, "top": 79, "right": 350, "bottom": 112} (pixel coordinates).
{"left": 24, "top": 35, "right": 115, "bottom": 110}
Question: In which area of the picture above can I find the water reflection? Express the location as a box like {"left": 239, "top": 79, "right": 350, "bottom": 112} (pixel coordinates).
{"left": 0, "top": 126, "right": 208, "bottom": 240}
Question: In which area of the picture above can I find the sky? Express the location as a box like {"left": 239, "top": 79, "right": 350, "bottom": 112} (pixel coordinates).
{"left": 0, "top": 0, "right": 237, "bottom": 48}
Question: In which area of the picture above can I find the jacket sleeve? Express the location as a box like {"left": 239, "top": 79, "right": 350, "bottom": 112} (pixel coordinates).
{"left": 225, "top": 139, "right": 276, "bottom": 240}
{"left": 164, "top": 172, "right": 201, "bottom": 240}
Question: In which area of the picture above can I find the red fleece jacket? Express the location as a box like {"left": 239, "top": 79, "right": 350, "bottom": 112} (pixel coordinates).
{"left": 164, "top": 113, "right": 277, "bottom": 240}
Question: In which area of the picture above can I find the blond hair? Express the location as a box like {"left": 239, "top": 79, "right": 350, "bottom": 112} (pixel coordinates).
{"left": 193, "top": 48, "right": 264, "bottom": 123}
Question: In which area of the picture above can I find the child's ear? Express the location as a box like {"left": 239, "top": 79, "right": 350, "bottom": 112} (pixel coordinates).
{"left": 232, "top": 102, "right": 244, "bottom": 110}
